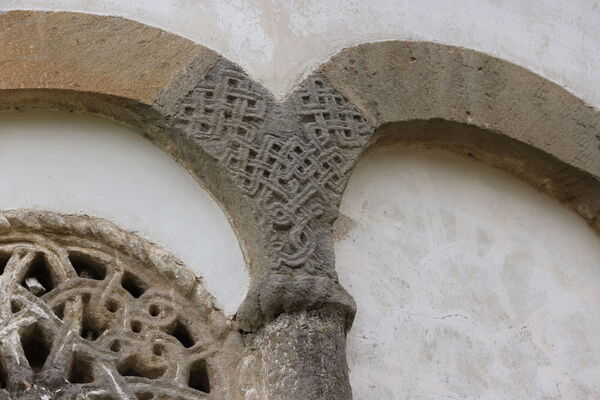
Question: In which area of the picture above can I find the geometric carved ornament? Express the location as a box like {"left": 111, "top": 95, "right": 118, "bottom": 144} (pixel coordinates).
{"left": 171, "top": 61, "right": 372, "bottom": 277}
{"left": 0, "top": 211, "right": 235, "bottom": 400}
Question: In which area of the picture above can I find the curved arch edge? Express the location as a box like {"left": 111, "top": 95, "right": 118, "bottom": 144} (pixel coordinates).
{"left": 318, "top": 40, "right": 600, "bottom": 178}
{"left": 0, "top": 10, "right": 220, "bottom": 106}
{"left": 3, "top": 12, "right": 598, "bottom": 334}
{"left": 315, "top": 40, "right": 600, "bottom": 230}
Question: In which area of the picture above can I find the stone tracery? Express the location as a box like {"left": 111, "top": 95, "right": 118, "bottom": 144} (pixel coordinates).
{"left": 0, "top": 211, "right": 235, "bottom": 400}
{"left": 167, "top": 61, "right": 373, "bottom": 330}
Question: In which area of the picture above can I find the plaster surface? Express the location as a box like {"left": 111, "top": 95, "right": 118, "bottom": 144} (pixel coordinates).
{"left": 335, "top": 145, "right": 600, "bottom": 399}
{"left": 1, "top": 1, "right": 599, "bottom": 110}
{"left": 0, "top": 110, "right": 247, "bottom": 316}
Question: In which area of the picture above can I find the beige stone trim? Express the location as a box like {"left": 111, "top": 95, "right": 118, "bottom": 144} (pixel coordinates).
{"left": 0, "top": 11, "right": 218, "bottom": 105}
{"left": 320, "top": 41, "right": 600, "bottom": 230}
{"left": 1, "top": 12, "right": 599, "bottom": 400}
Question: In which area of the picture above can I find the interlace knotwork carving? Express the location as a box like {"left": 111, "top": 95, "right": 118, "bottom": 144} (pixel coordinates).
{"left": 290, "top": 74, "right": 373, "bottom": 200}
{"left": 0, "top": 211, "right": 233, "bottom": 400}
{"left": 171, "top": 62, "right": 373, "bottom": 274}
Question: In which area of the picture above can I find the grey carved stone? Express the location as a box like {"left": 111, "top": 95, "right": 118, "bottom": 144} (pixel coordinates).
{"left": 0, "top": 210, "right": 243, "bottom": 400}
{"left": 243, "top": 310, "right": 352, "bottom": 400}
{"left": 1, "top": 15, "right": 598, "bottom": 397}
{"left": 164, "top": 60, "right": 374, "bottom": 332}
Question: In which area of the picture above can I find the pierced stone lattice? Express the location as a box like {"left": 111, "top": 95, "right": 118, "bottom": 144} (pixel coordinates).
{"left": 172, "top": 62, "right": 373, "bottom": 273}
{"left": 0, "top": 211, "right": 230, "bottom": 400}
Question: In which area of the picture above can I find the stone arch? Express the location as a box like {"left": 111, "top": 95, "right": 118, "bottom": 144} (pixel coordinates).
{"left": 0, "top": 10, "right": 362, "bottom": 334}
{"left": 3, "top": 12, "right": 598, "bottom": 399}
{"left": 2, "top": 14, "right": 599, "bottom": 333}
{"left": 0, "top": 11, "right": 276, "bottom": 328}
{"left": 0, "top": 11, "right": 258, "bottom": 264}
{"left": 0, "top": 11, "right": 262, "bottom": 298}
{"left": 317, "top": 41, "right": 600, "bottom": 399}
{"left": 0, "top": 109, "right": 248, "bottom": 316}
{"left": 317, "top": 40, "right": 600, "bottom": 231}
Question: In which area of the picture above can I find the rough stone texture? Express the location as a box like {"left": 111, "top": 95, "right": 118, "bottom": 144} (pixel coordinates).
{"left": 160, "top": 60, "right": 371, "bottom": 332}
{"left": 0, "top": 11, "right": 219, "bottom": 105}
{"left": 0, "top": 210, "right": 244, "bottom": 400}
{"left": 2, "top": 12, "right": 600, "bottom": 400}
{"left": 242, "top": 309, "right": 352, "bottom": 400}
{"left": 319, "top": 40, "right": 600, "bottom": 230}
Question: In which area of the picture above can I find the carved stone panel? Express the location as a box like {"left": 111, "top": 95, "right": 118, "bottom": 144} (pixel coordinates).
{"left": 0, "top": 210, "right": 241, "bottom": 400}
{"left": 167, "top": 61, "right": 373, "bottom": 330}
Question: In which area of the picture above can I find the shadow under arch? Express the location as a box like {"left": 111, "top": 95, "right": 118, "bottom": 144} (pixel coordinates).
{"left": 369, "top": 119, "right": 600, "bottom": 233}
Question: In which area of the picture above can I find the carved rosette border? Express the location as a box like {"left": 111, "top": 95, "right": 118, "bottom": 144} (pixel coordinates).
{"left": 0, "top": 210, "right": 197, "bottom": 295}
{"left": 0, "top": 209, "right": 243, "bottom": 400}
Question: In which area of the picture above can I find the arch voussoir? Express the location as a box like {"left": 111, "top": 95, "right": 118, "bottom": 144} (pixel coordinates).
{"left": 318, "top": 40, "right": 600, "bottom": 231}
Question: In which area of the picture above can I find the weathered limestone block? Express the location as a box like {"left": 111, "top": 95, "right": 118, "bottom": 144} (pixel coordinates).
{"left": 242, "top": 309, "right": 352, "bottom": 400}
{"left": 0, "top": 11, "right": 218, "bottom": 105}
{"left": 319, "top": 41, "right": 600, "bottom": 230}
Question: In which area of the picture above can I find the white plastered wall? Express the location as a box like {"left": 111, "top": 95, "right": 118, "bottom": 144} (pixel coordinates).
{"left": 335, "top": 145, "right": 600, "bottom": 399}
{"left": 0, "top": 2, "right": 599, "bottom": 397}
{"left": 2, "top": 0, "right": 600, "bottom": 108}
{"left": 0, "top": 110, "right": 248, "bottom": 316}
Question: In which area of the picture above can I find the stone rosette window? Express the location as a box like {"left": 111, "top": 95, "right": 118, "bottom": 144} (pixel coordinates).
{"left": 0, "top": 210, "right": 237, "bottom": 400}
